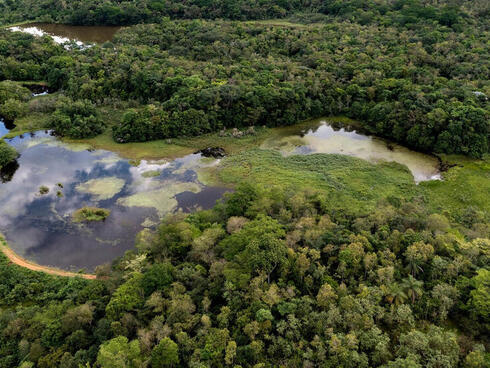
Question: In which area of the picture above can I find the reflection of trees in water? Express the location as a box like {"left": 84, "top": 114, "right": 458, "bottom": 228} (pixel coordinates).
{"left": 0, "top": 159, "right": 19, "bottom": 183}
{"left": 2, "top": 119, "right": 16, "bottom": 130}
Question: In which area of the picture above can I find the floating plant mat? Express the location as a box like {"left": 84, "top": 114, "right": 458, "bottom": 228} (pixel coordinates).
{"left": 0, "top": 133, "right": 227, "bottom": 271}
{"left": 261, "top": 119, "right": 442, "bottom": 183}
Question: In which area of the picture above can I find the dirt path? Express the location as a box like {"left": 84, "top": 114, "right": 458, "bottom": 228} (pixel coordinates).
{"left": 0, "top": 245, "right": 97, "bottom": 279}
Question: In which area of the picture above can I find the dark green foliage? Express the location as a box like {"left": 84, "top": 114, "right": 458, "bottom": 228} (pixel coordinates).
{"left": 0, "top": 182, "right": 489, "bottom": 367}
{"left": 0, "top": 141, "right": 17, "bottom": 169}
{"left": 0, "top": 2, "right": 488, "bottom": 367}
{"left": 1, "top": 9, "right": 488, "bottom": 156}
{"left": 49, "top": 98, "right": 105, "bottom": 139}
{"left": 141, "top": 262, "right": 174, "bottom": 296}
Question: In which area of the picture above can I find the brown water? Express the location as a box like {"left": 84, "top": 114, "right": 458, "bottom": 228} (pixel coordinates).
{"left": 262, "top": 118, "right": 442, "bottom": 183}
{"left": 9, "top": 23, "right": 121, "bottom": 44}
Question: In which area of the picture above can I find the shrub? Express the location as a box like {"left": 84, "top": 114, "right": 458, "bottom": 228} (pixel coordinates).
{"left": 0, "top": 140, "right": 17, "bottom": 169}
{"left": 72, "top": 207, "right": 111, "bottom": 222}
{"left": 49, "top": 98, "right": 105, "bottom": 139}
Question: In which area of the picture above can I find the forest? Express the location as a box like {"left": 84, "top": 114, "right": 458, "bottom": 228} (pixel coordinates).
{"left": 0, "top": 0, "right": 488, "bottom": 157}
{"left": 0, "top": 0, "right": 489, "bottom": 367}
{"left": 0, "top": 182, "right": 489, "bottom": 367}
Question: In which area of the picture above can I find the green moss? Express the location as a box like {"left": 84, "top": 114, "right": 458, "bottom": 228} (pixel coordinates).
{"left": 72, "top": 207, "right": 111, "bottom": 222}
{"left": 76, "top": 177, "right": 125, "bottom": 200}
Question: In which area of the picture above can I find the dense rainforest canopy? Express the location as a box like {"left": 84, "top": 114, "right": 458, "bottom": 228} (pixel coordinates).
{"left": 0, "top": 183, "right": 489, "bottom": 367}
{"left": 0, "top": 0, "right": 489, "bottom": 367}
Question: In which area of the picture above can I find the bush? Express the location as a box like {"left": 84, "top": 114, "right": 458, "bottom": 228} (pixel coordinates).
{"left": 0, "top": 98, "right": 27, "bottom": 122}
{"left": 72, "top": 207, "right": 111, "bottom": 222}
{"left": 0, "top": 140, "right": 17, "bottom": 169}
{"left": 49, "top": 98, "right": 105, "bottom": 138}
{"left": 0, "top": 80, "right": 31, "bottom": 104}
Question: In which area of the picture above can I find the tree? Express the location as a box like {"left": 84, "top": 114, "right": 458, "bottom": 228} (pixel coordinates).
{"left": 96, "top": 336, "right": 142, "bottom": 368}
{"left": 383, "top": 283, "right": 408, "bottom": 306}
{"left": 105, "top": 273, "right": 145, "bottom": 320}
{"left": 0, "top": 141, "right": 17, "bottom": 169}
{"left": 468, "top": 269, "right": 490, "bottom": 322}
{"left": 151, "top": 337, "right": 179, "bottom": 367}
{"left": 401, "top": 276, "right": 423, "bottom": 304}
{"left": 404, "top": 242, "right": 434, "bottom": 277}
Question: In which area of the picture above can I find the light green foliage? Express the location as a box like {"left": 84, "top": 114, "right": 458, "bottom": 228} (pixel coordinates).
{"left": 105, "top": 273, "right": 144, "bottom": 320}
{"left": 0, "top": 81, "right": 31, "bottom": 104}
{"left": 97, "top": 336, "right": 142, "bottom": 368}
{"left": 469, "top": 269, "right": 490, "bottom": 321}
{"left": 72, "top": 207, "right": 110, "bottom": 222}
{"left": 151, "top": 337, "right": 179, "bottom": 367}
{"left": 76, "top": 177, "right": 125, "bottom": 201}
{"left": 217, "top": 149, "right": 416, "bottom": 215}
{"left": 0, "top": 140, "right": 17, "bottom": 168}
{"left": 0, "top": 98, "right": 27, "bottom": 121}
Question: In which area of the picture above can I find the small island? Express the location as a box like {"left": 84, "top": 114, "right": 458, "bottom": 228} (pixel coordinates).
{"left": 72, "top": 207, "right": 110, "bottom": 222}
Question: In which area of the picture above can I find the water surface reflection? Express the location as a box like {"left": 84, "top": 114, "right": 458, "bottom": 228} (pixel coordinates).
{"left": 262, "top": 119, "right": 441, "bottom": 183}
{"left": 0, "top": 133, "right": 225, "bottom": 271}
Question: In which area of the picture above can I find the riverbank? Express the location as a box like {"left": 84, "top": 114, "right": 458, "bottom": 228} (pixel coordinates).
{"left": 0, "top": 235, "right": 96, "bottom": 279}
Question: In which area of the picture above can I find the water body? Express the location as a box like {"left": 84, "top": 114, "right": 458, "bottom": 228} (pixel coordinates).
{"left": 0, "top": 132, "right": 225, "bottom": 271}
{"left": 9, "top": 23, "right": 121, "bottom": 45}
{"left": 262, "top": 119, "right": 441, "bottom": 183}
{"left": 0, "top": 119, "right": 12, "bottom": 137}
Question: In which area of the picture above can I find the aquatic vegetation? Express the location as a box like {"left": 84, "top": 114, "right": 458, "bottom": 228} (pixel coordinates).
{"left": 75, "top": 177, "right": 125, "bottom": 200}
{"left": 72, "top": 206, "right": 110, "bottom": 222}
{"left": 215, "top": 149, "right": 417, "bottom": 216}
{"left": 141, "top": 170, "right": 161, "bottom": 178}
{"left": 38, "top": 185, "right": 49, "bottom": 195}
{"left": 117, "top": 182, "right": 201, "bottom": 216}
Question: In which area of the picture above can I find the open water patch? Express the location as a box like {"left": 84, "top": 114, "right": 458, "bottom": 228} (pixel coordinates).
{"left": 0, "top": 133, "right": 225, "bottom": 271}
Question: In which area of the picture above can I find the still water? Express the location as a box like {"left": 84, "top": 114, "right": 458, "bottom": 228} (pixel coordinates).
{"left": 9, "top": 22, "right": 121, "bottom": 45}
{"left": 262, "top": 119, "right": 441, "bottom": 183}
{"left": 0, "top": 132, "right": 227, "bottom": 271}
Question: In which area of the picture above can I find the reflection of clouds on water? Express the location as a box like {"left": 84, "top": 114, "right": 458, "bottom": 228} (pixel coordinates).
{"left": 0, "top": 134, "right": 227, "bottom": 270}
{"left": 264, "top": 119, "right": 441, "bottom": 183}
{"left": 9, "top": 26, "right": 85, "bottom": 48}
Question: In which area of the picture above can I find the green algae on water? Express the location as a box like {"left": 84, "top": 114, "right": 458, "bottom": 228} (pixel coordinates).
{"left": 76, "top": 177, "right": 125, "bottom": 200}
{"left": 117, "top": 182, "right": 201, "bottom": 216}
{"left": 141, "top": 170, "right": 161, "bottom": 178}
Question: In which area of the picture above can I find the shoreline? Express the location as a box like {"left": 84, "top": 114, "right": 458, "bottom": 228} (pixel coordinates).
{"left": 0, "top": 236, "right": 96, "bottom": 279}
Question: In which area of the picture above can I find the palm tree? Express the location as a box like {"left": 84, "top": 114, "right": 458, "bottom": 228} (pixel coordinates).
{"left": 401, "top": 275, "right": 424, "bottom": 304}
{"left": 382, "top": 282, "right": 408, "bottom": 306}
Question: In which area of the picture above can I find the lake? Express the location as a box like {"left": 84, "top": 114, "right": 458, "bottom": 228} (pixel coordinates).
{"left": 0, "top": 131, "right": 228, "bottom": 271}
{"left": 9, "top": 22, "right": 121, "bottom": 45}
{"left": 262, "top": 118, "right": 441, "bottom": 183}
{"left": 0, "top": 117, "right": 442, "bottom": 271}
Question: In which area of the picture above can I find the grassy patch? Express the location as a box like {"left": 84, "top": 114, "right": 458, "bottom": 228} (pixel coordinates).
{"left": 72, "top": 207, "right": 111, "bottom": 222}
{"left": 421, "top": 155, "right": 490, "bottom": 220}
{"left": 212, "top": 148, "right": 417, "bottom": 215}
{"left": 3, "top": 112, "right": 51, "bottom": 138}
